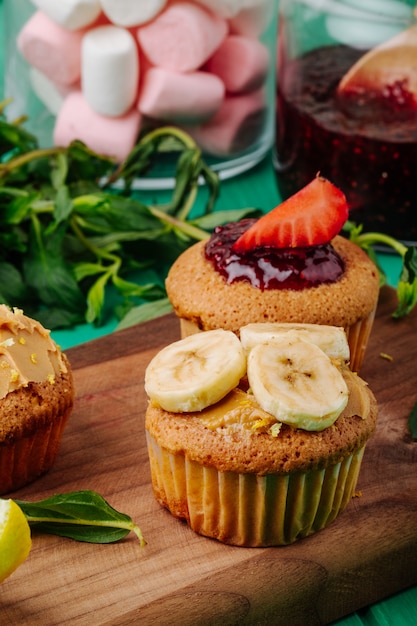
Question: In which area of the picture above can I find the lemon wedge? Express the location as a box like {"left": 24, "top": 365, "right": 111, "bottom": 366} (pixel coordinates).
{"left": 0, "top": 499, "right": 32, "bottom": 583}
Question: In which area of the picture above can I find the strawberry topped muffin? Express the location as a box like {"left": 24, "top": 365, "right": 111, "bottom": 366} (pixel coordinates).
{"left": 145, "top": 325, "right": 378, "bottom": 546}
{"left": 166, "top": 176, "right": 380, "bottom": 371}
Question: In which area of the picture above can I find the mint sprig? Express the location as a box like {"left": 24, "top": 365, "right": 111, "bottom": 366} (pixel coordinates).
{"left": 0, "top": 102, "right": 260, "bottom": 330}
{"left": 14, "top": 490, "right": 145, "bottom": 546}
{"left": 344, "top": 221, "right": 417, "bottom": 318}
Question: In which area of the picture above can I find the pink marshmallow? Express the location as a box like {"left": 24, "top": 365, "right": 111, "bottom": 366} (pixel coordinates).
{"left": 136, "top": 2, "right": 228, "bottom": 72}
{"left": 17, "top": 11, "right": 83, "bottom": 85}
{"left": 53, "top": 91, "right": 142, "bottom": 162}
{"left": 205, "top": 35, "right": 269, "bottom": 93}
{"left": 184, "top": 88, "right": 267, "bottom": 156}
{"left": 138, "top": 67, "right": 225, "bottom": 123}
{"left": 192, "top": 0, "right": 244, "bottom": 19}
{"left": 230, "top": 2, "right": 273, "bottom": 38}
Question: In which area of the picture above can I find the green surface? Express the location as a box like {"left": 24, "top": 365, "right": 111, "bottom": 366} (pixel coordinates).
{"left": 1, "top": 2, "right": 416, "bottom": 624}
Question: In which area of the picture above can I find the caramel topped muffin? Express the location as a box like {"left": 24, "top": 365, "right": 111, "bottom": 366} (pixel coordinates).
{"left": 146, "top": 367, "right": 375, "bottom": 476}
{"left": 145, "top": 325, "right": 378, "bottom": 546}
{"left": 0, "top": 305, "right": 74, "bottom": 494}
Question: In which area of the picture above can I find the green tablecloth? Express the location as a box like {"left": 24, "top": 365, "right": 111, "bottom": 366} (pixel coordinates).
{"left": 1, "top": 3, "right": 415, "bottom": 623}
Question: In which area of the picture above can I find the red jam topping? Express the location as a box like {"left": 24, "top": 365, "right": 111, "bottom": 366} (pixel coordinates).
{"left": 205, "top": 219, "right": 345, "bottom": 290}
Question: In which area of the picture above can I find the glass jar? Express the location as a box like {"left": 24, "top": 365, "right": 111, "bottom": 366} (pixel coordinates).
{"left": 274, "top": 0, "right": 417, "bottom": 243}
{"left": 4, "top": 0, "right": 277, "bottom": 188}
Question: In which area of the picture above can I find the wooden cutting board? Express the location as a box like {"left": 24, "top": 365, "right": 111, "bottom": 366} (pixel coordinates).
{"left": 2, "top": 286, "right": 417, "bottom": 626}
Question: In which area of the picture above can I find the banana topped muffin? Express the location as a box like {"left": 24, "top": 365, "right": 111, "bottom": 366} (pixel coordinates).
{"left": 0, "top": 305, "right": 74, "bottom": 494}
{"left": 145, "top": 324, "right": 378, "bottom": 546}
{"left": 166, "top": 177, "right": 380, "bottom": 372}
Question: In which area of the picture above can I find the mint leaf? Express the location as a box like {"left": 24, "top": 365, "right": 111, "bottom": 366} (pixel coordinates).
{"left": 344, "top": 221, "right": 417, "bottom": 319}
{"left": 392, "top": 246, "right": 417, "bottom": 318}
{"left": 116, "top": 297, "right": 173, "bottom": 330}
{"left": 24, "top": 219, "right": 85, "bottom": 314}
{"left": 14, "top": 490, "right": 145, "bottom": 546}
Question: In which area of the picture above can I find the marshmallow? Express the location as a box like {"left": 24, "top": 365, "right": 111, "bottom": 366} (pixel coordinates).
{"left": 29, "top": 0, "right": 102, "bottom": 31}
{"left": 53, "top": 91, "right": 142, "bottom": 162}
{"left": 185, "top": 88, "right": 267, "bottom": 156}
{"left": 205, "top": 35, "right": 269, "bottom": 93}
{"left": 82, "top": 26, "right": 139, "bottom": 116}
{"left": 17, "top": 11, "right": 83, "bottom": 85}
{"left": 100, "top": 0, "right": 168, "bottom": 27}
{"left": 137, "top": 2, "right": 228, "bottom": 72}
{"left": 230, "top": 1, "right": 274, "bottom": 38}
{"left": 30, "top": 68, "right": 78, "bottom": 116}
{"left": 138, "top": 67, "right": 225, "bottom": 123}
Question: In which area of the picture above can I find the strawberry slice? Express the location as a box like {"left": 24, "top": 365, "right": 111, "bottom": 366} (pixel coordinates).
{"left": 232, "top": 176, "right": 349, "bottom": 252}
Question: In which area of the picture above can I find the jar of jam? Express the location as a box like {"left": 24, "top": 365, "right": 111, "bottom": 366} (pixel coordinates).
{"left": 4, "top": 0, "right": 278, "bottom": 188}
{"left": 274, "top": 0, "right": 417, "bottom": 244}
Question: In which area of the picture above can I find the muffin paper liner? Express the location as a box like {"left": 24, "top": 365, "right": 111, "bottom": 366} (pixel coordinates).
{"left": 0, "top": 409, "right": 71, "bottom": 495}
{"left": 345, "top": 306, "right": 377, "bottom": 372}
{"left": 146, "top": 432, "right": 366, "bottom": 546}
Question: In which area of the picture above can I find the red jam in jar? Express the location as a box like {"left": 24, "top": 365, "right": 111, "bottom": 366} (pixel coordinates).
{"left": 274, "top": 44, "right": 417, "bottom": 243}
{"left": 205, "top": 219, "right": 345, "bottom": 290}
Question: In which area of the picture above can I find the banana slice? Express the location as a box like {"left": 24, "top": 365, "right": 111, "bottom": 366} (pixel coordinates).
{"left": 247, "top": 336, "right": 349, "bottom": 431}
{"left": 145, "top": 329, "right": 246, "bottom": 413}
{"left": 240, "top": 323, "right": 350, "bottom": 362}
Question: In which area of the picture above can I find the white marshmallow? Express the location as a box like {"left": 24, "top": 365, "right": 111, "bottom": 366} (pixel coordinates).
{"left": 100, "top": 0, "right": 168, "bottom": 27}
{"left": 138, "top": 67, "right": 225, "bottom": 123}
{"left": 54, "top": 91, "right": 142, "bottom": 162}
{"left": 29, "top": 0, "right": 102, "bottom": 31}
{"left": 137, "top": 2, "right": 228, "bottom": 72}
{"left": 82, "top": 25, "right": 139, "bottom": 117}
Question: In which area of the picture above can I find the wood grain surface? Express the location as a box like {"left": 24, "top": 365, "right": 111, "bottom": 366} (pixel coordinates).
{"left": 1, "top": 286, "right": 417, "bottom": 626}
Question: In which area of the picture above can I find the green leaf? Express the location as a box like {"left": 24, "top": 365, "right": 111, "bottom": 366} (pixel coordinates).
{"left": 24, "top": 220, "right": 85, "bottom": 314}
{"left": 34, "top": 306, "right": 85, "bottom": 330}
{"left": 393, "top": 277, "right": 417, "bottom": 318}
{"left": 345, "top": 221, "right": 417, "bottom": 318}
{"left": 14, "top": 490, "right": 145, "bottom": 546}
{"left": 1, "top": 191, "right": 39, "bottom": 225}
{"left": 73, "top": 261, "right": 108, "bottom": 282}
{"left": 65, "top": 140, "right": 115, "bottom": 182}
{"left": 53, "top": 185, "right": 74, "bottom": 226}
{"left": 112, "top": 274, "right": 165, "bottom": 299}
{"left": 85, "top": 272, "right": 109, "bottom": 324}
{"left": 50, "top": 152, "right": 69, "bottom": 190}
{"left": 0, "top": 262, "right": 32, "bottom": 305}
{"left": 393, "top": 246, "right": 417, "bottom": 318}
{"left": 192, "top": 207, "right": 262, "bottom": 231}
{"left": 116, "top": 297, "right": 173, "bottom": 330}
{"left": 408, "top": 402, "right": 417, "bottom": 441}
{"left": 0, "top": 116, "right": 38, "bottom": 155}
